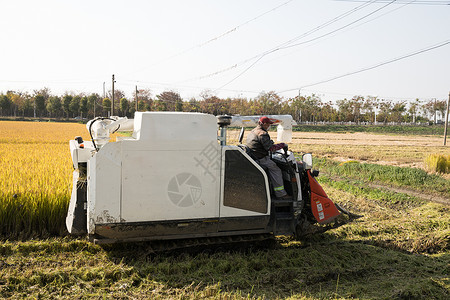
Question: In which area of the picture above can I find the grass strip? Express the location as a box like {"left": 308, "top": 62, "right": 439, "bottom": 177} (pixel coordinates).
{"left": 313, "top": 157, "right": 450, "bottom": 197}
{"left": 317, "top": 175, "right": 424, "bottom": 208}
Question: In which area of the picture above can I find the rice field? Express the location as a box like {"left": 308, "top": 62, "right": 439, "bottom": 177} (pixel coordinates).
{"left": 0, "top": 121, "right": 90, "bottom": 237}
{"left": 425, "top": 154, "right": 450, "bottom": 174}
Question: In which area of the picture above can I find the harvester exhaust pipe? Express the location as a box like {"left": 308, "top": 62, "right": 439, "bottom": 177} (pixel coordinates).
{"left": 217, "top": 115, "right": 232, "bottom": 146}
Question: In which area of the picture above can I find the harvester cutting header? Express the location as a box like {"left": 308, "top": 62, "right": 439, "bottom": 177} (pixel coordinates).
{"left": 67, "top": 112, "right": 354, "bottom": 244}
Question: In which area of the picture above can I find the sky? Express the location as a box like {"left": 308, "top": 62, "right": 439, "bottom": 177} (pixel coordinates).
{"left": 1, "top": 0, "right": 449, "bottom": 104}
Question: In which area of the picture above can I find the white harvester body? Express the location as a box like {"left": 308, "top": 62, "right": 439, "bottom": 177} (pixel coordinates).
{"left": 67, "top": 112, "right": 342, "bottom": 243}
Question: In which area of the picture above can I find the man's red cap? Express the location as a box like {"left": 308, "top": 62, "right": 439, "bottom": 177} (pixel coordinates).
{"left": 259, "top": 116, "right": 274, "bottom": 124}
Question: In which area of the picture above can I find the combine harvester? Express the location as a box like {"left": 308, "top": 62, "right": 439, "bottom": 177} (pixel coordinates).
{"left": 67, "top": 112, "right": 356, "bottom": 245}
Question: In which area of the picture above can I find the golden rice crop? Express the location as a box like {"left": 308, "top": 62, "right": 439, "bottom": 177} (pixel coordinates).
{"left": 0, "top": 121, "right": 90, "bottom": 237}
{"left": 424, "top": 153, "right": 450, "bottom": 174}
{"left": 0, "top": 121, "right": 90, "bottom": 144}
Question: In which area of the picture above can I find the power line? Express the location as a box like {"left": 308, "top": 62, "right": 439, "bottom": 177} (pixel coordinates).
{"left": 126, "top": 0, "right": 294, "bottom": 76}
{"left": 178, "top": 0, "right": 382, "bottom": 84}
{"left": 334, "top": 0, "right": 450, "bottom": 5}
{"left": 280, "top": 39, "right": 450, "bottom": 93}
{"left": 278, "top": 0, "right": 397, "bottom": 50}
{"left": 213, "top": 55, "right": 266, "bottom": 93}
{"left": 174, "top": 63, "right": 239, "bottom": 83}
{"left": 256, "top": 0, "right": 417, "bottom": 68}
{"left": 194, "top": 0, "right": 294, "bottom": 49}
{"left": 267, "top": 0, "right": 381, "bottom": 49}
{"left": 211, "top": 0, "right": 398, "bottom": 90}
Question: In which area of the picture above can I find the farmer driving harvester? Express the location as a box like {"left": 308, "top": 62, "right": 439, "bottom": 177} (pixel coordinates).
{"left": 246, "top": 116, "right": 290, "bottom": 200}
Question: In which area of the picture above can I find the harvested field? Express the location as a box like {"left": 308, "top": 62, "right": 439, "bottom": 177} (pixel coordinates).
{"left": 229, "top": 128, "right": 450, "bottom": 205}
{"left": 290, "top": 131, "right": 443, "bottom": 147}
{"left": 229, "top": 130, "right": 449, "bottom": 168}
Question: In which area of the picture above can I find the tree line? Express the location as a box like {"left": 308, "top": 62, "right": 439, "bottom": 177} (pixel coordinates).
{"left": 0, "top": 88, "right": 447, "bottom": 124}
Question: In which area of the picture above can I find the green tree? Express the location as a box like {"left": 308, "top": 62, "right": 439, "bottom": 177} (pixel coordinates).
{"left": 363, "top": 96, "right": 377, "bottom": 123}
{"left": 87, "top": 93, "right": 100, "bottom": 117}
{"left": 153, "top": 100, "right": 167, "bottom": 111}
{"left": 102, "top": 98, "right": 111, "bottom": 116}
{"left": 108, "top": 89, "right": 126, "bottom": 114}
{"left": 34, "top": 95, "right": 46, "bottom": 117}
{"left": 62, "top": 95, "right": 73, "bottom": 118}
{"left": 138, "top": 100, "right": 147, "bottom": 111}
{"left": 156, "top": 91, "right": 182, "bottom": 111}
{"left": 0, "top": 94, "right": 12, "bottom": 116}
{"left": 69, "top": 96, "right": 81, "bottom": 117}
{"left": 435, "top": 99, "right": 447, "bottom": 121}
{"left": 33, "top": 88, "right": 51, "bottom": 117}
{"left": 33, "top": 87, "right": 51, "bottom": 101}
{"left": 421, "top": 99, "right": 447, "bottom": 123}
{"left": 185, "top": 98, "right": 200, "bottom": 112}
{"left": 23, "top": 95, "right": 34, "bottom": 117}
{"left": 408, "top": 99, "right": 421, "bottom": 123}
{"left": 391, "top": 101, "right": 407, "bottom": 123}
{"left": 175, "top": 98, "right": 183, "bottom": 111}
{"left": 46, "top": 96, "right": 62, "bottom": 117}
{"left": 336, "top": 98, "right": 352, "bottom": 122}
{"left": 350, "top": 96, "right": 364, "bottom": 123}
{"left": 133, "top": 88, "right": 153, "bottom": 112}
{"left": 256, "top": 91, "right": 282, "bottom": 115}
{"left": 120, "top": 98, "right": 129, "bottom": 117}
{"left": 80, "top": 96, "right": 88, "bottom": 118}
{"left": 320, "top": 101, "right": 338, "bottom": 122}
{"left": 199, "top": 90, "right": 226, "bottom": 115}
{"left": 8, "top": 92, "right": 26, "bottom": 117}
{"left": 377, "top": 100, "right": 393, "bottom": 124}
{"left": 291, "top": 95, "right": 322, "bottom": 122}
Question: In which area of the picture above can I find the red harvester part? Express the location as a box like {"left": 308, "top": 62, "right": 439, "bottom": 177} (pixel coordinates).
{"left": 307, "top": 170, "right": 341, "bottom": 224}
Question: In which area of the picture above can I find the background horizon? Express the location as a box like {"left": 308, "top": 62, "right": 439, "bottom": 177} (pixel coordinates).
{"left": 1, "top": 0, "right": 449, "bottom": 103}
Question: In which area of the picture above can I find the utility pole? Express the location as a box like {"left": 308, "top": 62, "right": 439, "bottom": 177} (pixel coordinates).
{"left": 135, "top": 85, "right": 139, "bottom": 112}
{"left": 111, "top": 74, "right": 115, "bottom": 116}
{"left": 444, "top": 92, "right": 450, "bottom": 146}
{"left": 103, "top": 82, "right": 105, "bottom": 99}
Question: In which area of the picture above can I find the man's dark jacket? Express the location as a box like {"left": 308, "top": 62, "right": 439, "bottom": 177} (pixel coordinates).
{"left": 246, "top": 125, "right": 274, "bottom": 159}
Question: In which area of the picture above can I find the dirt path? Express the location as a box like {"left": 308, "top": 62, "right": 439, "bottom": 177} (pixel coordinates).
{"left": 367, "top": 182, "right": 450, "bottom": 206}
{"left": 290, "top": 132, "right": 444, "bottom": 147}
{"left": 290, "top": 131, "right": 449, "bottom": 170}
